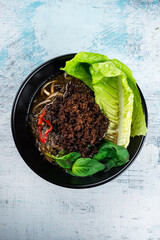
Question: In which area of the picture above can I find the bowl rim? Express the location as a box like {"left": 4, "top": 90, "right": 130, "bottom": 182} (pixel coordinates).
{"left": 11, "top": 54, "right": 148, "bottom": 189}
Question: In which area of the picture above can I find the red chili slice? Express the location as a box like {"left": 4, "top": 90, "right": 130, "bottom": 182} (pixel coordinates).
{"left": 37, "top": 109, "right": 52, "bottom": 143}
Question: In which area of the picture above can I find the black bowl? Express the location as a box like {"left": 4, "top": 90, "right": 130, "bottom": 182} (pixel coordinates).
{"left": 11, "top": 54, "right": 148, "bottom": 188}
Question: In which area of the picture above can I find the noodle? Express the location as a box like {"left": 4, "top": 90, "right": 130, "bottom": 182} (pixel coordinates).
{"left": 50, "top": 83, "right": 54, "bottom": 94}
{"left": 33, "top": 99, "right": 51, "bottom": 112}
{"left": 41, "top": 80, "right": 58, "bottom": 96}
{"left": 51, "top": 82, "right": 55, "bottom": 94}
{"left": 41, "top": 81, "right": 53, "bottom": 96}
{"left": 44, "top": 154, "right": 53, "bottom": 163}
{"left": 50, "top": 80, "right": 58, "bottom": 94}
{"left": 43, "top": 89, "right": 50, "bottom": 96}
{"left": 52, "top": 143, "right": 63, "bottom": 151}
{"left": 46, "top": 92, "right": 63, "bottom": 100}
{"left": 64, "top": 72, "right": 72, "bottom": 80}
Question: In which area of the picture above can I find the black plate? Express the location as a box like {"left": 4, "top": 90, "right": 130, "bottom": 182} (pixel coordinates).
{"left": 11, "top": 54, "right": 148, "bottom": 188}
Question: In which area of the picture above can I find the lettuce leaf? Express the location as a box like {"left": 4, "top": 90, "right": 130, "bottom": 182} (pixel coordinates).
{"left": 111, "top": 59, "right": 147, "bottom": 137}
{"left": 90, "top": 61, "right": 134, "bottom": 147}
{"left": 61, "top": 51, "right": 108, "bottom": 90}
{"left": 61, "top": 52, "right": 147, "bottom": 147}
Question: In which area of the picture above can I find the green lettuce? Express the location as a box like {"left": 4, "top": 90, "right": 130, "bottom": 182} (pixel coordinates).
{"left": 61, "top": 52, "right": 147, "bottom": 147}
{"left": 61, "top": 51, "right": 108, "bottom": 90}
{"left": 90, "top": 61, "right": 134, "bottom": 147}
{"left": 111, "top": 59, "right": 147, "bottom": 137}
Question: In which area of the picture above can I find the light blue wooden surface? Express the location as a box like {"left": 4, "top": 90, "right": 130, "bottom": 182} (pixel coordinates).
{"left": 1, "top": 0, "right": 160, "bottom": 239}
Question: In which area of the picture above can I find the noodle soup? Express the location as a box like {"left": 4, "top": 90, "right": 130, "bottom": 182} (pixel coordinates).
{"left": 29, "top": 73, "right": 108, "bottom": 165}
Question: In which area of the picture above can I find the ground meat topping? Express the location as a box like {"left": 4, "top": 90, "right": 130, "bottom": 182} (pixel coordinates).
{"left": 46, "top": 81, "right": 109, "bottom": 157}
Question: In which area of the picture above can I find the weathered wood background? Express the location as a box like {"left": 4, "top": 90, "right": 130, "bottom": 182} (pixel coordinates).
{"left": 1, "top": 0, "right": 160, "bottom": 239}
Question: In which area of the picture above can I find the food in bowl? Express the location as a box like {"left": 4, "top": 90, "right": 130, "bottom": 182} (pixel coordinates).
{"left": 29, "top": 52, "right": 147, "bottom": 177}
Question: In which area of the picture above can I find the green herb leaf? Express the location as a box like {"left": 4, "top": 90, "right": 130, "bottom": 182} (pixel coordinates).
{"left": 67, "top": 169, "right": 77, "bottom": 176}
{"left": 58, "top": 150, "right": 67, "bottom": 157}
{"left": 100, "top": 140, "right": 129, "bottom": 162}
{"left": 54, "top": 152, "right": 81, "bottom": 161}
{"left": 45, "top": 152, "right": 81, "bottom": 169}
{"left": 105, "top": 154, "right": 129, "bottom": 171}
{"left": 46, "top": 140, "right": 129, "bottom": 175}
{"left": 72, "top": 158, "right": 106, "bottom": 177}
{"left": 104, "top": 157, "right": 120, "bottom": 170}
{"left": 93, "top": 140, "right": 129, "bottom": 170}
{"left": 93, "top": 147, "right": 117, "bottom": 161}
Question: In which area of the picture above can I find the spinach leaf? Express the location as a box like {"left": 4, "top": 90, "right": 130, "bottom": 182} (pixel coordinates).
{"left": 72, "top": 158, "right": 105, "bottom": 177}
{"left": 45, "top": 152, "right": 81, "bottom": 169}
